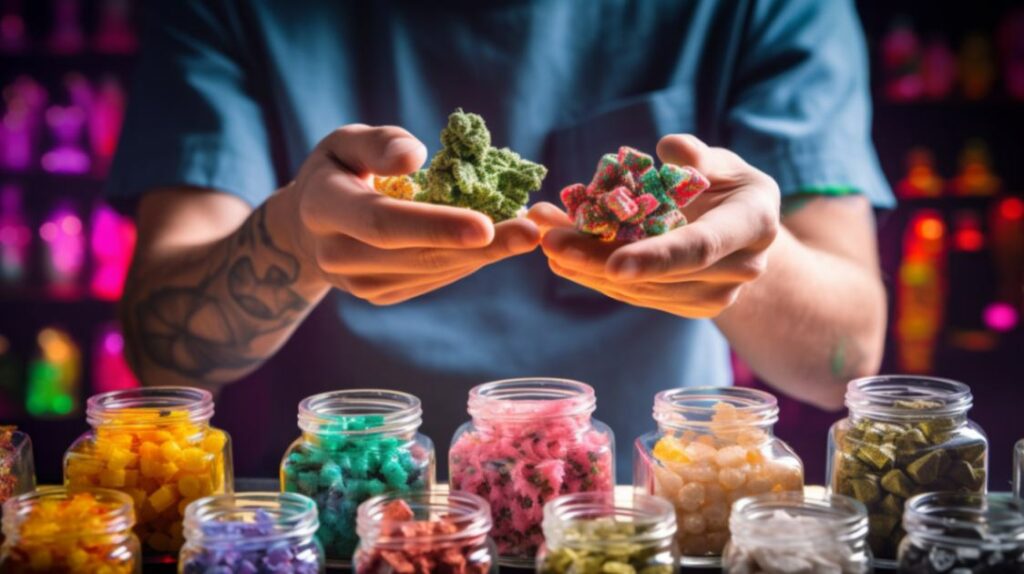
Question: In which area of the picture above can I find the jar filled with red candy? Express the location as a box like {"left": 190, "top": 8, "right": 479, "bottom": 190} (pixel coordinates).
{"left": 634, "top": 387, "right": 804, "bottom": 567}
{"left": 448, "top": 378, "right": 615, "bottom": 567}
{"left": 354, "top": 490, "right": 496, "bottom": 574}
{"left": 0, "top": 427, "right": 34, "bottom": 506}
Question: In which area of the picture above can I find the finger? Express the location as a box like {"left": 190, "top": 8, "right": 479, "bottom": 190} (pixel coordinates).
{"left": 318, "top": 124, "right": 428, "bottom": 177}
{"left": 338, "top": 266, "right": 478, "bottom": 301}
{"left": 549, "top": 260, "right": 641, "bottom": 306}
{"left": 527, "top": 202, "right": 573, "bottom": 234}
{"left": 540, "top": 227, "right": 619, "bottom": 275}
{"left": 553, "top": 259, "right": 744, "bottom": 318}
{"left": 304, "top": 174, "right": 495, "bottom": 249}
{"left": 316, "top": 217, "right": 540, "bottom": 274}
{"left": 626, "top": 249, "right": 767, "bottom": 284}
{"left": 606, "top": 197, "right": 776, "bottom": 280}
{"left": 656, "top": 134, "right": 747, "bottom": 182}
{"left": 368, "top": 270, "right": 480, "bottom": 306}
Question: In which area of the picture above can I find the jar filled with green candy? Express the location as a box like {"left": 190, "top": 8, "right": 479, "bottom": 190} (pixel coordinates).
{"left": 536, "top": 492, "right": 677, "bottom": 574}
{"left": 280, "top": 390, "right": 435, "bottom": 566}
{"left": 826, "top": 376, "right": 988, "bottom": 567}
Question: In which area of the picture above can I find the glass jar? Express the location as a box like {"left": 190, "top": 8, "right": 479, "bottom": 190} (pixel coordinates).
{"left": 448, "top": 378, "right": 615, "bottom": 567}
{"left": 0, "top": 427, "right": 35, "bottom": 513}
{"left": 281, "top": 389, "right": 434, "bottom": 566}
{"left": 722, "top": 491, "right": 871, "bottom": 574}
{"left": 179, "top": 492, "right": 324, "bottom": 573}
{"left": 634, "top": 386, "right": 804, "bottom": 566}
{"left": 0, "top": 486, "right": 140, "bottom": 573}
{"left": 1014, "top": 439, "right": 1023, "bottom": 502}
{"left": 537, "top": 492, "right": 677, "bottom": 574}
{"left": 827, "top": 376, "right": 988, "bottom": 566}
{"left": 898, "top": 492, "right": 1024, "bottom": 573}
{"left": 63, "top": 387, "right": 234, "bottom": 556}
{"left": 353, "top": 489, "right": 496, "bottom": 574}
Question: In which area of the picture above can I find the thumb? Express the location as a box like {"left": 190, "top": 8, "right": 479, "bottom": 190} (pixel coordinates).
{"left": 319, "top": 124, "right": 428, "bottom": 177}
{"left": 656, "top": 133, "right": 741, "bottom": 180}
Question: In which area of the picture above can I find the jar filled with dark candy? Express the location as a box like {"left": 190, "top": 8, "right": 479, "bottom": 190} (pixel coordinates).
{"left": 353, "top": 490, "right": 497, "bottom": 574}
{"left": 281, "top": 390, "right": 434, "bottom": 566}
{"left": 179, "top": 492, "right": 324, "bottom": 573}
{"left": 827, "top": 376, "right": 988, "bottom": 567}
{"left": 898, "top": 492, "right": 1024, "bottom": 573}
{"left": 536, "top": 492, "right": 677, "bottom": 574}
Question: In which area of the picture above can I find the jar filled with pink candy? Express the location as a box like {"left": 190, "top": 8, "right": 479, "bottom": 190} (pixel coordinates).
{"left": 448, "top": 378, "right": 615, "bottom": 567}
{"left": 633, "top": 387, "right": 804, "bottom": 567}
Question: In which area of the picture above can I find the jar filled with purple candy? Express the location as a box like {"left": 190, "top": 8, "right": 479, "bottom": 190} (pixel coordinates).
{"left": 179, "top": 492, "right": 324, "bottom": 574}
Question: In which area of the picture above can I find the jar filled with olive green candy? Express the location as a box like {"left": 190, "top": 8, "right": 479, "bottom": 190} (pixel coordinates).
{"left": 537, "top": 492, "right": 677, "bottom": 574}
{"left": 826, "top": 376, "right": 988, "bottom": 568}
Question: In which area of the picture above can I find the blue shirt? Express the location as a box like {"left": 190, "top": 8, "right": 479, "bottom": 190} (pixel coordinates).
{"left": 108, "top": 0, "right": 893, "bottom": 480}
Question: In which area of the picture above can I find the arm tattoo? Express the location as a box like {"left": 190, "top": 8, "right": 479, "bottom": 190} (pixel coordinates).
{"left": 129, "top": 205, "right": 308, "bottom": 380}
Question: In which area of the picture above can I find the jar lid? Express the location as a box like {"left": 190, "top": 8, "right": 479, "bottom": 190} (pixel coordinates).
{"left": 653, "top": 386, "right": 779, "bottom": 430}
{"left": 297, "top": 389, "right": 423, "bottom": 436}
{"left": 86, "top": 386, "right": 214, "bottom": 426}
{"left": 903, "top": 492, "right": 1024, "bottom": 550}
{"left": 467, "top": 378, "right": 596, "bottom": 421}
{"left": 845, "top": 376, "right": 973, "bottom": 421}
{"left": 184, "top": 492, "right": 319, "bottom": 546}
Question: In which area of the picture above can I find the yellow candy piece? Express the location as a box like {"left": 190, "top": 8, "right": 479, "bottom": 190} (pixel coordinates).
{"left": 99, "top": 469, "right": 126, "bottom": 488}
{"left": 160, "top": 440, "right": 183, "bottom": 462}
{"left": 177, "top": 475, "right": 201, "bottom": 499}
{"left": 374, "top": 175, "right": 419, "bottom": 200}
{"left": 201, "top": 430, "right": 227, "bottom": 454}
{"left": 148, "top": 485, "right": 179, "bottom": 514}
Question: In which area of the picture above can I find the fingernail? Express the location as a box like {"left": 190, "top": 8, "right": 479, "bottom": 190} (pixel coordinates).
{"left": 613, "top": 259, "right": 639, "bottom": 279}
{"left": 384, "top": 138, "right": 426, "bottom": 163}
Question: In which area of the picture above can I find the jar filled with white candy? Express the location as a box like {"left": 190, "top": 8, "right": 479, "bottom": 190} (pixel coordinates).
{"left": 633, "top": 387, "right": 804, "bottom": 566}
{"left": 722, "top": 491, "right": 871, "bottom": 574}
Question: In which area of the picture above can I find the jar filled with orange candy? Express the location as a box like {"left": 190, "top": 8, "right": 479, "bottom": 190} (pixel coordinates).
{"left": 0, "top": 486, "right": 140, "bottom": 573}
{"left": 633, "top": 387, "right": 803, "bottom": 566}
{"left": 63, "top": 387, "right": 233, "bottom": 556}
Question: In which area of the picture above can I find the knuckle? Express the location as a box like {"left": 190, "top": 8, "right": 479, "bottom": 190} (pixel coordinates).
{"left": 692, "top": 230, "right": 721, "bottom": 268}
{"left": 737, "top": 254, "right": 768, "bottom": 280}
{"left": 414, "top": 249, "right": 449, "bottom": 270}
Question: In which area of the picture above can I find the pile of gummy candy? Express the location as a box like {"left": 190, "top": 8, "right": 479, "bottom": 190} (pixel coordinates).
{"left": 179, "top": 508, "right": 322, "bottom": 574}
{"left": 354, "top": 499, "right": 493, "bottom": 574}
{"left": 560, "top": 146, "right": 710, "bottom": 242}
{"left": 448, "top": 400, "right": 614, "bottom": 561}
{"left": 281, "top": 413, "right": 433, "bottom": 561}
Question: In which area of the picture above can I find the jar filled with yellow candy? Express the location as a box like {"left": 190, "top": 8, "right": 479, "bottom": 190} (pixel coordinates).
{"left": 633, "top": 387, "right": 804, "bottom": 567}
{"left": 0, "top": 486, "right": 140, "bottom": 573}
{"left": 63, "top": 387, "right": 233, "bottom": 556}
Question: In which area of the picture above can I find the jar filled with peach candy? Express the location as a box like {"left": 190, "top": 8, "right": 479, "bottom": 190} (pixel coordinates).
{"left": 633, "top": 387, "right": 803, "bottom": 567}
{"left": 63, "top": 387, "right": 233, "bottom": 557}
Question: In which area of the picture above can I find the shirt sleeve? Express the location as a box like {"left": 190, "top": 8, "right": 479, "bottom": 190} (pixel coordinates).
{"left": 106, "top": 1, "right": 276, "bottom": 211}
{"left": 725, "top": 0, "right": 895, "bottom": 208}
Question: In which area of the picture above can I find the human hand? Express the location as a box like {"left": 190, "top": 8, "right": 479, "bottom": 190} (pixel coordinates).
{"left": 529, "top": 134, "right": 780, "bottom": 318}
{"left": 290, "top": 124, "right": 540, "bottom": 305}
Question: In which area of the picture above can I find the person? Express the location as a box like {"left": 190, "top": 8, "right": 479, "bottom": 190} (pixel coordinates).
{"left": 109, "top": 0, "right": 892, "bottom": 478}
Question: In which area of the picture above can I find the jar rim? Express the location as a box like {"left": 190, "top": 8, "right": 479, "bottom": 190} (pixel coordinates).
{"left": 86, "top": 386, "right": 214, "bottom": 427}
{"left": 356, "top": 489, "right": 492, "bottom": 549}
{"left": 845, "top": 375, "right": 972, "bottom": 421}
{"left": 298, "top": 389, "right": 422, "bottom": 436}
{"left": 2, "top": 486, "right": 135, "bottom": 541}
{"left": 183, "top": 492, "right": 319, "bottom": 546}
{"left": 542, "top": 492, "right": 676, "bottom": 549}
{"left": 653, "top": 386, "right": 779, "bottom": 429}
{"left": 903, "top": 492, "right": 1024, "bottom": 549}
{"left": 730, "top": 492, "right": 869, "bottom": 545}
{"left": 467, "top": 378, "right": 596, "bottom": 420}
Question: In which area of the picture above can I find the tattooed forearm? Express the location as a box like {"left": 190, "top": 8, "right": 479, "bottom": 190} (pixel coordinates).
{"left": 127, "top": 205, "right": 310, "bottom": 382}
